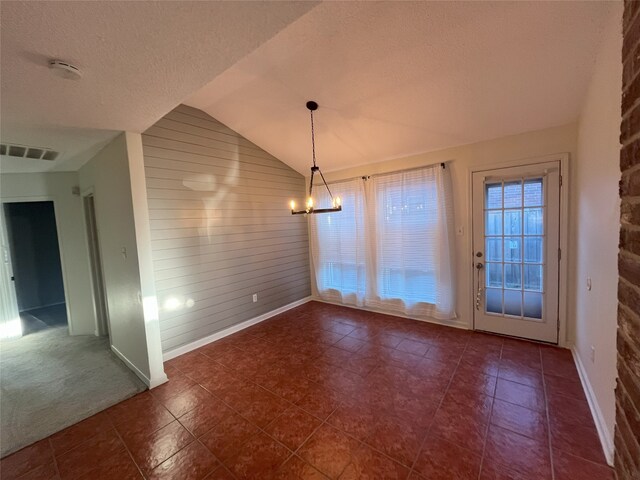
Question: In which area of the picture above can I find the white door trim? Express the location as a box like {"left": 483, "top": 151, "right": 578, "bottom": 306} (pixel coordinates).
{"left": 468, "top": 153, "right": 570, "bottom": 346}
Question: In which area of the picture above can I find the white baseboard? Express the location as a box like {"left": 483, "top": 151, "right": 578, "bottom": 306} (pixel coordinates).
{"left": 111, "top": 344, "right": 152, "bottom": 388}
{"left": 312, "top": 296, "right": 470, "bottom": 330}
{"left": 571, "top": 346, "right": 614, "bottom": 466}
{"left": 149, "top": 372, "right": 169, "bottom": 389}
{"left": 163, "top": 296, "right": 313, "bottom": 362}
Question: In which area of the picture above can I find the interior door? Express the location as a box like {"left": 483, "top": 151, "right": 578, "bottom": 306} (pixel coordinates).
{"left": 472, "top": 161, "right": 561, "bottom": 343}
{"left": 0, "top": 205, "right": 21, "bottom": 339}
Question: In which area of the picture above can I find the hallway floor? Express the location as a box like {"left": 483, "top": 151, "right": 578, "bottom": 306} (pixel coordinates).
{"left": 19, "top": 303, "right": 68, "bottom": 336}
{"left": 0, "top": 326, "right": 146, "bottom": 459}
{"left": 0, "top": 301, "right": 613, "bottom": 479}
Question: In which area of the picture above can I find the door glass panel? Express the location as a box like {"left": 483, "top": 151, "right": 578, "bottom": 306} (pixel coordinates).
{"left": 523, "top": 291, "right": 543, "bottom": 319}
{"left": 504, "top": 290, "right": 522, "bottom": 316}
{"left": 486, "top": 288, "right": 503, "bottom": 314}
{"left": 504, "top": 181, "right": 522, "bottom": 208}
{"left": 484, "top": 178, "right": 545, "bottom": 320}
{"left": 486, "top": 184, "right": 503, "bottom": 209}
{"left": 524, "top": 264, "right": 543, "bottom": 291}
{"left": 486, "top": 211, "right": 502, "bottom": 235}
{"left": 524, "top": 208, "right": 543, "bottom": 235}
{"left": 524, "top": 237, "right": 543, "bottom": 263}
{"left": 504, "top": 237, "right": 521, "bottom": 262}
{"left": 504, "top": 264, "right": 522, "bottom": 289}
{"left": 486, "top": 262, "right": 503, "bottom": 287}
{"left": 524, "top": 180, "right": 543, "bottom": 206}
{"left": 504, "top": 210, "right": 522, "bottom": 235}
{"left": 486, "top": 238, "right": 502, "bottom": 262}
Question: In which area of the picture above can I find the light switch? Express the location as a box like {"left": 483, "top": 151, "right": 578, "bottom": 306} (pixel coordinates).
{"left": 586, "top": 277, "right": 592, "bottom": 291}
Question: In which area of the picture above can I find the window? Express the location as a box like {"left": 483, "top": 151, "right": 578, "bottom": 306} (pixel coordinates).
{"left": 372, "top": 171, "right": 438, "bottom": 304}
{"left": 309, "top": 180, "right": 367, "bottom": 306}
{"left": 309, "top": 164, "right": 456, "bottom": 320}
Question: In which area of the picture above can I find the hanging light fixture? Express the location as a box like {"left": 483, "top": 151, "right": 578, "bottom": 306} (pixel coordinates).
{"left": 290, "top": 101, "right": 342, "bottom": 215}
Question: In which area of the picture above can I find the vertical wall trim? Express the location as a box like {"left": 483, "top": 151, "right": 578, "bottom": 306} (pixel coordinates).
{"left": 126, "top": 132, "right": 168, "bottom": 388}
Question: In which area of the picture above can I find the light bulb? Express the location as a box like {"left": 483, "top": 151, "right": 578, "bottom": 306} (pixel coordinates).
{"left": 306, "top": 197, "right": 314, "bottom": 209}
{"left": 290, "top": 200, "right": 296, "bottom": 210}
{"left": 335, "top": 196, "right": 342, "bottom": 207}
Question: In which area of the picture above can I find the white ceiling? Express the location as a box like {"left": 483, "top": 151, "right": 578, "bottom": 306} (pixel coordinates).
{"left": 1, "top": 1, "right": 615, "bottom": 177}
{"left": 186, "top": 1, "right": 615, "bottom": 175}
{"left": 0, "top": 1, "right": 316, "bottom": 173}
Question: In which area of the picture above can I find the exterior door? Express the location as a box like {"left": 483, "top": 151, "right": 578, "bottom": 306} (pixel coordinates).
{"left": 472, "top": 161, "right": 561, "bottom": 343}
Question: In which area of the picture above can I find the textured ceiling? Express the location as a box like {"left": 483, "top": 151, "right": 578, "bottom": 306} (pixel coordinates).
{"left": 186, "top": 1, "right": 614, "bottom": 175}
{"left": 0, "top": 1, "right": 316, "bottom": 173}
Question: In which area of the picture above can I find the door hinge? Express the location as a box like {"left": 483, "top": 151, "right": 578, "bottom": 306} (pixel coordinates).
{"left": 558, "top": 248, "right": 561, "bottom": 261}
{"left": 559, "top": 175, "right": 563, "bottom": 187}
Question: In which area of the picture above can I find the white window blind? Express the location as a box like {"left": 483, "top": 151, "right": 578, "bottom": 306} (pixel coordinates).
{"left": 309, "top": 179, "right": 367, "bottom": 306}
{"left": 365, "top": 167, "right": 456, "bottom": 319}
{"left": 310, "top": 164, "right": 456, "bottom": 320}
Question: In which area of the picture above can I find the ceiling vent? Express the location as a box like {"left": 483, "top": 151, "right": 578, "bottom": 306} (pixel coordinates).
{"left": 0, "top": 142, "right": 59, "bottom": 161}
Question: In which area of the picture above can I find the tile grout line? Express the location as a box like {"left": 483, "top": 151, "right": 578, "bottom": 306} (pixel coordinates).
{"left": 111, "top": 425, "right": 149, "bottom": 479}
{"left": 47, "top": 438, "right": 61, "bottom": 478}
{"left": 540, "top": 350, "right": 557, "bottom": 480}
{"left": 406, "top": 334, "right": 472, "bottom": 479}
{"left": 475, "top": 338, "right": 505, "bottom": 480}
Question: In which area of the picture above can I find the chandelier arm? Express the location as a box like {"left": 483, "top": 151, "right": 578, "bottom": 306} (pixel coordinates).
{"left": 317, "top": 168, "right": 334, "bottom": 200}
{"left": 309, "top": 168, "right": 315, "bottom": 198}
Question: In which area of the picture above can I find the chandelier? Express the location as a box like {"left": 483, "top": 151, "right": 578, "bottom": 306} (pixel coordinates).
{"left": 290, "top": 101, "right": 342, "bottom": 215}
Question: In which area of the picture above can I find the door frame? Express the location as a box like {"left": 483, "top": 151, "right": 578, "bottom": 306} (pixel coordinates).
{"left": 1, "top": 196, "right": 74, "bottom": 335}
{"left": 468, "top": 153, "right": 570, "bottom": 346}
{"left": 81, "top": 187, "right": 110, "bottom": 337}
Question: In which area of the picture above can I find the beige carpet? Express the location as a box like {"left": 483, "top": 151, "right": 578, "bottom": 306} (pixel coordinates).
{"left": 0, "top": 326, "right": 146, "bottom": 457}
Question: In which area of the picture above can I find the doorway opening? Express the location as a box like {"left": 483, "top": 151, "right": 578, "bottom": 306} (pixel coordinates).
{"left": 3, "top": 201, "right": 68, "bottom": 336}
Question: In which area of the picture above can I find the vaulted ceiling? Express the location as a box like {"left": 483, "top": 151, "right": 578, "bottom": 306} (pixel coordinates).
{"left": 186, "top": 1, "right": 615, "bottom": 175}
{"left": 1, "top": 1, "right": 614, "bottom": 175}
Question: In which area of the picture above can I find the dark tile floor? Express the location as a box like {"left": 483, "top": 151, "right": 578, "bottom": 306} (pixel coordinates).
{"left": 1, "top": 301, "right": 614, "bottom": 479}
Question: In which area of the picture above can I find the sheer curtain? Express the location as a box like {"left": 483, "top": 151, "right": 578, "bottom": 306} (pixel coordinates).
{"left": 309, "top": 164, "right": 456, "bottom": 320}
{"left": 365, "top": 166, "right": 456, "bottom": 319}
{"left": 309, "top": 179, "right": 367, "bottom": 306}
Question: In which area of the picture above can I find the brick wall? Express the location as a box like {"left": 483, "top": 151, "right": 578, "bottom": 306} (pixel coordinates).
{"left": 616, "top": 2, "right": 640, "bottom": 479}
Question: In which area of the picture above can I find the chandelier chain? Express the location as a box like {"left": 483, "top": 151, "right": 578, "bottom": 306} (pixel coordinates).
{"left": 310, "top": 109, "right": 317, "bottom": 168}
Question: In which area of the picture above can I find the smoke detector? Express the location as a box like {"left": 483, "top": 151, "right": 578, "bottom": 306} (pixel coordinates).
{"left": 49, "top": 59, "right": 82, "bottom": 80}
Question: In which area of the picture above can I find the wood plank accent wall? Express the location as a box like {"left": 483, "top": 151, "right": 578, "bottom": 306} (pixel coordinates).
{"left": 616, "top": 1, "right": 640, "bottom": 478}
{"left": 142, "top": 105, "right": 310, "bottom": 353}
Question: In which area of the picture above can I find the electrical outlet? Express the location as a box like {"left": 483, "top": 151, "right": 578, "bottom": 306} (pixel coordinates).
{"left": 252, "top": 294, "right": 258, "bottom": 303}
{"left": 590, "top": 345, "right": 596, "bottom": 363}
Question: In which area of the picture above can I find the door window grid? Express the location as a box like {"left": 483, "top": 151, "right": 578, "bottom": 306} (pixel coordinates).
{"left": 484, "top": 178, "right": 545, "bottom": 320}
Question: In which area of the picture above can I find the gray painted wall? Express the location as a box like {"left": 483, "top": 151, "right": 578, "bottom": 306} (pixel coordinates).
{"left": 4, "top": 201, "right": 65, "bottom": 311}
{"left": 142, "top": 105, "right": 310, "bottom": 353}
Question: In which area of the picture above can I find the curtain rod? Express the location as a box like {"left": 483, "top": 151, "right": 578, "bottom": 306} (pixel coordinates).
{"left": 312, "top": 161, "right": 448, "bottom": 186}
